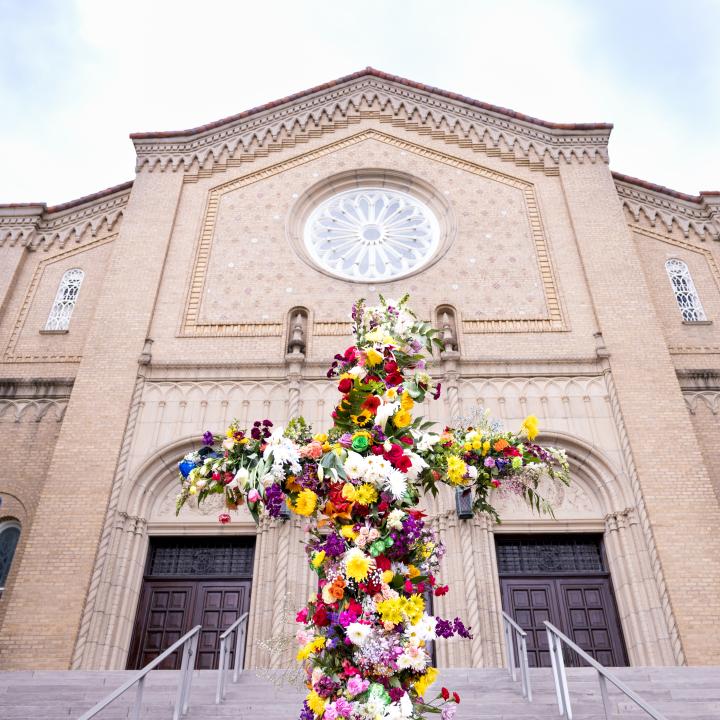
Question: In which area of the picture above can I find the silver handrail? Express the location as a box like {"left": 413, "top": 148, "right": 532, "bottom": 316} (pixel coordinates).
{"left": 501, "top": 611, "right": 532, "bottom": 701}
{"left": 215, "top": 611, "right": 249, "bottom": 704}
{"left": 77, "top": 624, "right": 201, "bottom": 720}
{"left": 544, "top": 621, "right": 669, "bottom": 720}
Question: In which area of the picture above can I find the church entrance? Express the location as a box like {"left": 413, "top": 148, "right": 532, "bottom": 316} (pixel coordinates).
{"left": 127, "top": 536, "right": 254, "bottom": 670}
{"left": 496, "top": 534, "right": 627, "bottom": 668}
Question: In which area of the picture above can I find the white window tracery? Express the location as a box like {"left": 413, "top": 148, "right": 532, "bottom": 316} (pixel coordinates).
{"left": 304, "top": 188, "right": 440, "bottom": 282}
{"left": 45, "top": 268, "right": 84, "bottom": 331}
{"left": 665, "top": 259, "right": 706, "bottom": 322}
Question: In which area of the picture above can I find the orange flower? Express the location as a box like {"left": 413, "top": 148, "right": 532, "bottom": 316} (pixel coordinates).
{"left": 493, "top": 439, "right": 509, "bottom": 452}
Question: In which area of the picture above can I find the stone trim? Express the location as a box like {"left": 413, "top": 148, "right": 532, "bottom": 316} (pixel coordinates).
{"left": 0, "top": 185, "right": 130, "bottom": 251}
{"left": 180, "top": 129, "right": 565, "bottom": 337}
{"left": 132, "top": 74, "right": 611, "bottom": 173}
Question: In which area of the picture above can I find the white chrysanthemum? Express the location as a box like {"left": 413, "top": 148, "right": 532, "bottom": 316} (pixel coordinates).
{"left": 365, "top": 455, "right": 392, "bottom": 486}
{"left": 343, "top": 451, "right": 367, "bottom": 480}
{"left": 384, "top": 469, "right": 408, "bottom": 499}
{"left": 386, "top": 508, "right": 405, "bottom": 530}
{"left": 408, "top": 614, "right": 437, "bottom": 642}
{"left": 346, "top": 622, "right": 371, "bottom": 646}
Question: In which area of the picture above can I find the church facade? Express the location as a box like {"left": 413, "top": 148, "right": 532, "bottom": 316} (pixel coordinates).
{"left": 1, "top": 69, "right": 719, "bottom": 672}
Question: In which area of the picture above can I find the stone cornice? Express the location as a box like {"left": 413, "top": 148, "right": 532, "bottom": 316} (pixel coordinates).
{"left": 0, "top": 181, "right": 132, "bottom": 250}
{"left": 130, "top": 72, "right": 612, "bottom": 172}
{"left": 614, "top": 172, "right": 720, "bottom": 240}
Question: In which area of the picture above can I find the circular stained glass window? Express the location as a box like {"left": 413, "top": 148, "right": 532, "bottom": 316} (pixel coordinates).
{"left": 304, "top": 187, "right": 440, "bottom": 282}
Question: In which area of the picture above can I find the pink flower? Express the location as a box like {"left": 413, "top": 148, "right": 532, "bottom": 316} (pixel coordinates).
{"left": 346, "top": 676, "right": 369, "bottom": 696}
{"left": 247, "top": 489, "right": 261, "bottom": 503}
{"left": 299, "top": 441, "right": 324, "bottom": 459}
{"left": 218, "top": 513, "right": 231, "bottom": 524}
{"left": 441, "top": 707, "right": 457, "bottom": 720}
{"left": 335, "top": 698, "right": 352, "bottom": 717}
{"left": 324, "top": 704, "right": 338, "bottom": 720}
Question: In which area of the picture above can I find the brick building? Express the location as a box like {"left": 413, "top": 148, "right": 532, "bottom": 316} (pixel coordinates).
{"left": 1, "top": 69, "right": 719, "bottom": 672}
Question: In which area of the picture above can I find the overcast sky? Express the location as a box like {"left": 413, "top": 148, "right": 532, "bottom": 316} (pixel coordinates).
{"left": 1, "top": 0, "right": 718, "bottom": 204}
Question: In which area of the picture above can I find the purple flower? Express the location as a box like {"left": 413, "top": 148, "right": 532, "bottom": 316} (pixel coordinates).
{"left": 323, "top": 533, "right": 346, "bottom": 557}
{"left": 299, "top": 701, "right": 314, "bottom": 720}
{"left": 202, "top": 431, "right": 214, "bottom": 446}
{"left": 432, "top": 383, "right": 442, "bottom": 400}
{"left": 265, "top": 483, "right": 285, "bottom": 518}
{"left": 484, "top": 457, "right": 495, "bottom": 468}
{"left": 435, "top": 617, "right": 454, "bottom": 638}
{"left": 388, "top": 687, "right": 405, "bottom": 702}
{"left": 314, "top": 675, "right": 339, "bottom": 699}
{"left": 372, "top": 425, "right": 386, "bottom": 443}
{"left": 339, "top": 433, "right": 353, "bottom": 448}
{"left": 453, "top": 617, "right": 473, "bottom": 639}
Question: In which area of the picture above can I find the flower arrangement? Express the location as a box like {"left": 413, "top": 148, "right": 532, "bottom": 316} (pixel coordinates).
{"left": 176, "top": 295, "right": 569, "bottom": 720}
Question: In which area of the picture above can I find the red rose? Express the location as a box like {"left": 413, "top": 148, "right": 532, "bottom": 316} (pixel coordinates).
{"left": 338, "top": 377, "right": 353, "bottom": 393}
{"left": 385, "top": 372, "right": 404, "bottom": 386}
{"left": 399, "top": 435, "right": 414, "bottom": 445}
{"left": 384, "top": 360, "right": 398, "bottom": 373}
{"left": 370, "top": 445, "right": 384, "bottom": 456}
{"left": 375, "top": 555, "right": 391, "bottom": 571}
{"left": 313, "top": 605, "right": 330, "bottom": 627}
{"left": 344, "top": 346, "right": 358, "bottom": 362}
{"left": 503, "top": 445, "right": 521, "bottom": 457}
{"left": 395, "top": 455, "right": 412, "bottom": 473}
{"left": 384, "top": 444, "right": 404, "bottom": 463}
{"left": 441, "top": 687, "right": 450, "bottom": 701}
{"left": 361, "top": 395, "right": 381, "bottom": 413}
{"left": 453, "top": 692, "right": 460, "bottom": 704}
{"left": 377, "top": 501, "right": 389, "bottom": 513}
{"left": 347, "top": 600, "right": 363, "bottom": 616}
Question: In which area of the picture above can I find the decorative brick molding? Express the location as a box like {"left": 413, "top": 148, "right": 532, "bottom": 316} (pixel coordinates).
{"left": 181, "top": 129, "right": 564, "bottom": 337}
{"left": 0, "top": 183, "right": 130, "bottom": 251}
{"left": 131, "top": 72, "right": 611, "bottom": 174}
{"left": 616, "top": 174, "right": 720, "bottom": 241}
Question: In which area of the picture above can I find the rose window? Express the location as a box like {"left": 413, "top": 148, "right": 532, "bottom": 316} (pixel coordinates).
{"left": 304, "top": 188, "right": 440, "bottom": 281}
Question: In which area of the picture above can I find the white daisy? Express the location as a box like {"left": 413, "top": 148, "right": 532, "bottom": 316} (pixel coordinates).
{"left": 343, "top": 451, "right": 367, "bottom": 480}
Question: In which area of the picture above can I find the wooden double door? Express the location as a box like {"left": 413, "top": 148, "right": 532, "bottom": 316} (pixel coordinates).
{"left": 127, "top": 536, "right": 254, "bottom": 670}
{"left": 497, "top": 535, "right": 627, "bottom": 668}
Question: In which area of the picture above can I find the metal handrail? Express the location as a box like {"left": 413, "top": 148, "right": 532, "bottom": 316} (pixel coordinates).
{"left": 215, "top": 611, "right": 249, "bottom": 704}
{"left": 544, "top": 621, "right": 669, "bottom": 720}
{"left": 501, "top": 611, "right": 532, "bottom": 701}
{"left": 77, "top": 625, "right": 201, "bottom": 720}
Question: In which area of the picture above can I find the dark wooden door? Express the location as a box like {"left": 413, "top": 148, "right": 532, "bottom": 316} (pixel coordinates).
{"left": 497, "top": 535, "right": 627, "bottom": 668}
{"left": 128, "top": 536, "right": 254, "bottom": 670}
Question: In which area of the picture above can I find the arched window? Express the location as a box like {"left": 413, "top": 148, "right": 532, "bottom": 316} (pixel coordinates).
{"left": 665, "top": 259, "right": 706, "bottom": 322}
{"left": 45, "top": 268, "right": 84, "bottom": 331}
{"left": 0, "top": 520, "right": 21, "bottom": 593}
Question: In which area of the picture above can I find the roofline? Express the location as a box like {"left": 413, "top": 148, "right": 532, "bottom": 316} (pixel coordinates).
{"left": 612, "top": 171, "right": 720, "bottom": 204}
{"left": 129, "top": 67, "right": 613, "bottom": 140}
{"left": 0, "top": 180, "right": 133, "bottom": 215}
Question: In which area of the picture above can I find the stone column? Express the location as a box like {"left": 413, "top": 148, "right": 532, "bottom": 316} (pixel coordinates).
{"left": 560, "top": 160, "right": 720, "bottom": 663}
{"left": 0, "top": 170, "right": 185, "bottom": 669}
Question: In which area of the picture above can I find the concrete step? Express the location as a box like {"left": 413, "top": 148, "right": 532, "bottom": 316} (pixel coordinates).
{"left": 0, "top": 667, "right": 718, "bottom": 719}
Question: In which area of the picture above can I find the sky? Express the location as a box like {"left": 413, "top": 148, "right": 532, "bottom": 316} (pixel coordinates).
{"left": 1, "top": 0, "right": 719, "bottom": 204}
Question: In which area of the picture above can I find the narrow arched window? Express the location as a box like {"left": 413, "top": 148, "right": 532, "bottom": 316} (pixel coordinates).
{"left": 45, "top": 268, "right": 84, "bottom": 331}
{"left": 0, "top": 520, "right": 21, "bottom": 593}
{"left": 665, "top": 259, "right": 706, "bottom": 322}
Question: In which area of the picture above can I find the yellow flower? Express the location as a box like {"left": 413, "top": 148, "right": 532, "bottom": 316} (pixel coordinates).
{"left": 345, "top": 548, "right": 372, "bottom": 581}
{"left": 407, "top": 564, "right": 420, "bottom": 579}
{"left": 400, "top": 391, "right": 414, "bottom": 411}
{"left": 365, "top": 329, "right": 384, "bottom": 343}
{"left": 340, "top": 525, "right": 358, "bottom": 541}
{"left": 311, "top": 550, "right": 326, "bottom": 569}
{"left": 382, "top": 570, "right": 394, "bottom": 584}
{"left": 446, "top": 455, "right": 467, "bottom": 485}
{"left": 296, "top": 637, "right": 326, "bottom": 662}
{"left": 385, "top": 387, "right": 398, "bottom": 401}
{"left": 355, "top": 483, "right": 378, "bottom": 505}
{"left": 405, "top": 594, "right": 425, "bottom": 625}
{"left": 414, "top": 667, "right": 439, "bottom": 698}
{"left": 350, "top": 410, "right": 373, "bottom": 427}
{"left": 393, "top": 408, "right": 412, "bottom": 428}
{"left": 471, "top": 439, "right": 482, "bottom": 451}
{"left": 313, "top": 433, "right": 328, "bottom": 443}
{"left": 341, "top": 483, "right": 357, "bottom": 502}
{"left": 482, "top": 440, "right": 490, "bottom": 456}
{"left": 521, "top": 415, "right": 539, "bottom": 441}
{"left": 290, "top": 489, "right": 318, "bottom": 516}
{"left": 306, "top": 690, "right": 327, "bottom": 716}
{"left": 365, "top": 348, "right": 383, "bottom": 366}
{"left": 376, "top": 597, "right": 404, "bottom": 625}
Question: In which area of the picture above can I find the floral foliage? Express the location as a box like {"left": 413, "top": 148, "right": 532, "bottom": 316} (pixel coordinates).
{"left": 176, "top": 295, "right": 569, "bottom": 719}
